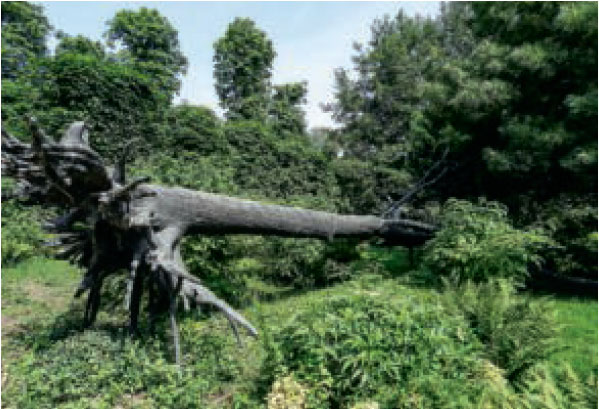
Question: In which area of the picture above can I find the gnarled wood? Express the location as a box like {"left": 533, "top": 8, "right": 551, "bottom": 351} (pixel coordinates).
{"left": 2, "top": 118, "right": 437, "bottom": 364}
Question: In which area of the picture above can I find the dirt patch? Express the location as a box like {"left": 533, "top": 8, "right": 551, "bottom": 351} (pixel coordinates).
{"left": 1, "top": 314, "right": 20, "bottom": 334}
{"left": 23, "top": 282, "right": 70, "bottom": 310}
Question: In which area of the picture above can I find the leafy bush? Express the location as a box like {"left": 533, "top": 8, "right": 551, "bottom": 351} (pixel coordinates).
{"left": 441, "top": 278, "right": 558, "bottom": 382}
{"left": 423, "top": 199, "right": 553, "bottom": 283}
{"left": 261, "top": 281, "right": 488, "bottom": 408}
{"left": 472, "top": 362, "right": 598, "bottom": 409}
{"left": 1, "top": 198, "right": 51, "bottom": 265}
{"left": 533, "top": 196, "right": 598, "bottom": 280}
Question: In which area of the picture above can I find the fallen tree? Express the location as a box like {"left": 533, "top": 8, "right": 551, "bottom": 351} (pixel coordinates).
{"left": 1, "top": 118, "right": 436, "bottom": 364}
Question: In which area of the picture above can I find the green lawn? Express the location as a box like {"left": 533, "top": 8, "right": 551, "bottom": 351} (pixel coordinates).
{"left": 549, "top": 296, "right": 598, "bottom": 377}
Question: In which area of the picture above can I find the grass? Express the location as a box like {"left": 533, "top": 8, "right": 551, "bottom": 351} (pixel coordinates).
{"left": 549, "top": 296, "right": 598, "bottom": 377}
{"left": 1, "top": 255, "right": 597, "bottom": 408}
{"left": 2, "top": 258, "right": 80, "bottom": 333}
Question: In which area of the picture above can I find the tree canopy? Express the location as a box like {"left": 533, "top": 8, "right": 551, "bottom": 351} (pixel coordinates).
{"left": 213, "top": 17, "right": 276, "bottom": 121}
{"left": 1, "top": 1, "right": 51, "bottom": 78}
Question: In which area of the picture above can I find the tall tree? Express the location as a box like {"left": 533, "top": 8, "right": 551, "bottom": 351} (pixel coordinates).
{"left": 326, "top": 11, "right": 442, "bottom": 159}
{"left": 213, "top": 18, "right": 276, "bottom": 121}
{"left": 325, "top": 11, "right": 444, "bottom": 213}
{"left": 1, "top": 1, "right": 51, "bottom": 79}
{"left": 105, "top": 7, "right": 188, "bottom": 100}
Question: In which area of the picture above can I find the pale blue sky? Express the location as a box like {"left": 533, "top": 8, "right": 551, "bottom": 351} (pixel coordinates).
{"left": 40, "top": 1, "right": 440, "bottom": 128}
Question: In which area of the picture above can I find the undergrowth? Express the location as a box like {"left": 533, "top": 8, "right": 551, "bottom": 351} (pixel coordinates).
{"left": 2, "top": 258, "right": 596, "bottom": 409}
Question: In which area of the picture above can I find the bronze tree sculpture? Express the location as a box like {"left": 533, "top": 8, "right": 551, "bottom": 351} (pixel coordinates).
{"left": 1, "top": 118, "right": 436, "bottom": 364}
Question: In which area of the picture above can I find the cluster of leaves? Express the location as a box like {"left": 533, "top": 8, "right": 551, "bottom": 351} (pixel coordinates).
{"left": 0, "top": 1, "right": 51, "bottom": 79}
{"left": 423, "top": 199, "right": 553, "bottom": 283}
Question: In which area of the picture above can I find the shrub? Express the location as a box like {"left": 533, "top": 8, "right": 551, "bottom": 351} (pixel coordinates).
{"left": 423, "top": 199, "right": 553, "bottom": 283}
{"left": 533, "top": 196, "right": 598, "bottom": 280}
{"left": 440, "top": 278, "right": 558, "bottom": 382}
{"left": 1, "top": 198, "right": 51, "bottom": 265}
{"left": 261, "top": 282, "right": 488, "bottom": 408}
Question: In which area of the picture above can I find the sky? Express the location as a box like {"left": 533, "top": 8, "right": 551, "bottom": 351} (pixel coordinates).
{"left": 40, "top": 1, "right": 440, "bottom": 129}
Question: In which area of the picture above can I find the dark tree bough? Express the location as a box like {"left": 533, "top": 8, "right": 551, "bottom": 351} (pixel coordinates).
{"left": 1, "top": 118, "right": 436, "bottom": 364}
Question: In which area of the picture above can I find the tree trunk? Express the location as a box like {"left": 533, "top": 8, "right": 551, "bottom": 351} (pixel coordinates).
{"left": 1, "top": 118, "right": 437, "bottom": 363}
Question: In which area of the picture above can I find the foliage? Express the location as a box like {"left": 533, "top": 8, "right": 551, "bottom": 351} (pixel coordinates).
{"left": 261, "top": 281, "right": 487, "bottom": 408}
{"left": 55, "top": 33, "right": 105, "bottom": 59}
{"left": 532, "top": 196, "right": 598, "bottom": 280}
{"left": 1, "top": 1, "right": 51, "bottom": 79}
{"left": 0, "top": 1, "right": 51, "bottom": 137}
{"left": 330, "top": 2, "right": 598, "bottom": 279}
{"left": 517, "top": 364, "right": 598, "bottom": 409}
{"left": 105, "top": 7, "right": 188, "bottom": 99}
{"left": 159, "top": 104, "right": 224, "bottom": 153}
{"left": 214, "top": 17, "right": 276, "bottom": 121}
{"left": 441, "top": 278, "right": 559, "bottom": 383}
{"left": 331, "top": 158, "right": 411, "bottom": 214}
{"left": 423, "top": 199, "right": 553, "bottom": 283}
{"left": 1, "top": 199, "right": 50, "bottom": 265}
{"left": 326, "top": 12, "right": 441, "bottom": 156}
{"left": 3, "top": 258, "right": 597, "bottom": 409}
{"left": 37, "top": 52, "right": 167, "bottom": 158}
{"left": 2, "top": 320, "right": 249, "bottom": 408}
{"left": 269, "top": 81, "right": 308, "bottom": 136}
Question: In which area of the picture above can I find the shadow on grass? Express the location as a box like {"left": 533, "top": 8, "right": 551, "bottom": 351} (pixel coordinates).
{"left": 6, "top": 298, "right": 180, "bottom": 361}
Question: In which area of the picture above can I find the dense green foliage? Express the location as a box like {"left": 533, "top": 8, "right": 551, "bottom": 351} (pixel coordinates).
{"left": 1, "top": 199, "right": 49, "bottom": 265}
{"left": 105, "top": 7, "right": 188, "bottom": 99}
{"left": 262, "top": 288, "right": 485, "bottom": 408}
{"left": 441, "top": 279, "right": 558, "bottom": 382}
{"left": 424, "top": 199, "right": 552, "bottom": 283}
{"left": 213, "top": 17, "right": 276, "bottom": 121}
{"left": 1, "top": 1, "right": 51, "bottom": 78}
{"left": 329, "top": 2, "right": 597, "bottom": 279}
